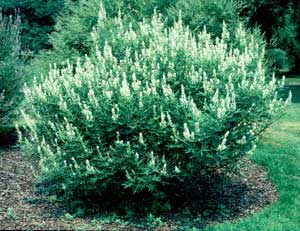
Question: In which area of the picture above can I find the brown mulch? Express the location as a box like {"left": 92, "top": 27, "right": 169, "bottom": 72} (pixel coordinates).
{"left": 208, "top": 159, "right": 278, "bottom": 222}
{"left": 0, "top": 149, "right": 278, "bottom": 230}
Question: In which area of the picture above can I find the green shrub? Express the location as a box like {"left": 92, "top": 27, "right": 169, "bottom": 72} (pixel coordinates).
{"left": 51, "top": 0, "right": 239, "bottom": 60}
{"left": 29, "top": 0, "right": 133, "bottom": 78}
{"left": 45, "top": 0, "right": 173, "bottom": 66}
{"left": 0, "top": 13, "right": 22, "bottom": 133}
{"left": 31, "top": 0, "right": 241, "bottom": 78}
{"left": 267, "top": 48, "right": 293, "bottom": 72}
{"left": 20, "top": 10, "right": 288, "bottom": 213}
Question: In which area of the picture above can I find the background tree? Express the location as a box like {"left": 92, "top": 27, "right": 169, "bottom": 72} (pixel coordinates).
{"left": 0, "top": 12, "right": 23, "bottom": 136}
{"left": 0, "top": 0, "right": 64, "bottom": 52}
{"left": 239, "top": 0, "right": 300, "bottom": 73}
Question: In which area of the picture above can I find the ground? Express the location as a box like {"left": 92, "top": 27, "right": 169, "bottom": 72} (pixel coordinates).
{"left": 0, "top": 149, "right": 277, "bottom": 230}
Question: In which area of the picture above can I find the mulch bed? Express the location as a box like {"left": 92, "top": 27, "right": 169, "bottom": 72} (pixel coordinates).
{"left": 0, "top": 149, "right": 278, "bottom": 230}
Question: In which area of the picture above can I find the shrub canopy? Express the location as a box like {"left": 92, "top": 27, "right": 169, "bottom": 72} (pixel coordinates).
{"left": 31, "top": 0, "right": 241, "bottom": 78}
{"left": 20, "top": 9, "right": 288, "bottom": 212}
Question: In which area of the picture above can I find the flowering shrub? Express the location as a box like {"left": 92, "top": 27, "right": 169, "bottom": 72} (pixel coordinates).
{"left": 31, "top": 0, "right": 242, "bottom": 78}
{"left": 20, "top": 10, "right": 289, "bottom": 212}
{"left": 41, "top": 0, "right": 174, "bottom": 68}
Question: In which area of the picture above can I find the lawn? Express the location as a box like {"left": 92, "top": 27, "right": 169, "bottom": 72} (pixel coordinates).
{"left": 205, "top": 103, "right": 300, "bottom": 231}
{"left": 285, "top": 76, "right": 300, "bottom": 85}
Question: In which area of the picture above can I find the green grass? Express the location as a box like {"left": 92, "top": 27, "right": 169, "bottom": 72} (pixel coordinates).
{"left": 285, "top": 76, "right": 300, "bottom": 85}
{"left": 205, "top": 103, "right": 300, "bottom": 231}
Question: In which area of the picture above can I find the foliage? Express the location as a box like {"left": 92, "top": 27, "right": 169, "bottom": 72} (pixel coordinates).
{"left": 267, "top": 48, "right": 292, "bottom": 72}
{"left": 31, "top": 0, "right": 241, "bottom": 78}
{"left": 20, "top": 9, "right": 287, "bottom": 213}
{"left": 51, "top": 0, "right": 239, "bottom": 58}
{"left": 0, "top": 13, "right": 23, "bottom": 133}
{"left": 0, "top": 0, "right": 64, "bottom": 52}
{"left": 166, "top": 0, "right": 239, "bottom": 37}
{"left": 239, "top": 0, "right": 300, "bottom": 72}
{"left": 47, "top": 0, "right": 172, "bottom": 63}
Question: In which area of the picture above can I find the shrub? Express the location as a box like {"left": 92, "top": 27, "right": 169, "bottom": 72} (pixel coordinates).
{"left": 267, "top": 48, "right": 293, "bottom": 72}
{"left": 20, "top": 10, "right": 288, "bottom": 213}
{"left": 0, "top": 12, "right": 22, "bottom": 134}
{"left": 50, "top": 0, "right": 239, "bottom": 60}
{"left": 46, "top": 0, "right": 173, "bottom": 64}
{"left": 31, "top": 0, "right": 242, "bottom": 78}
{"left": 29, "top": 0, "right": 139, "bottom": 78}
